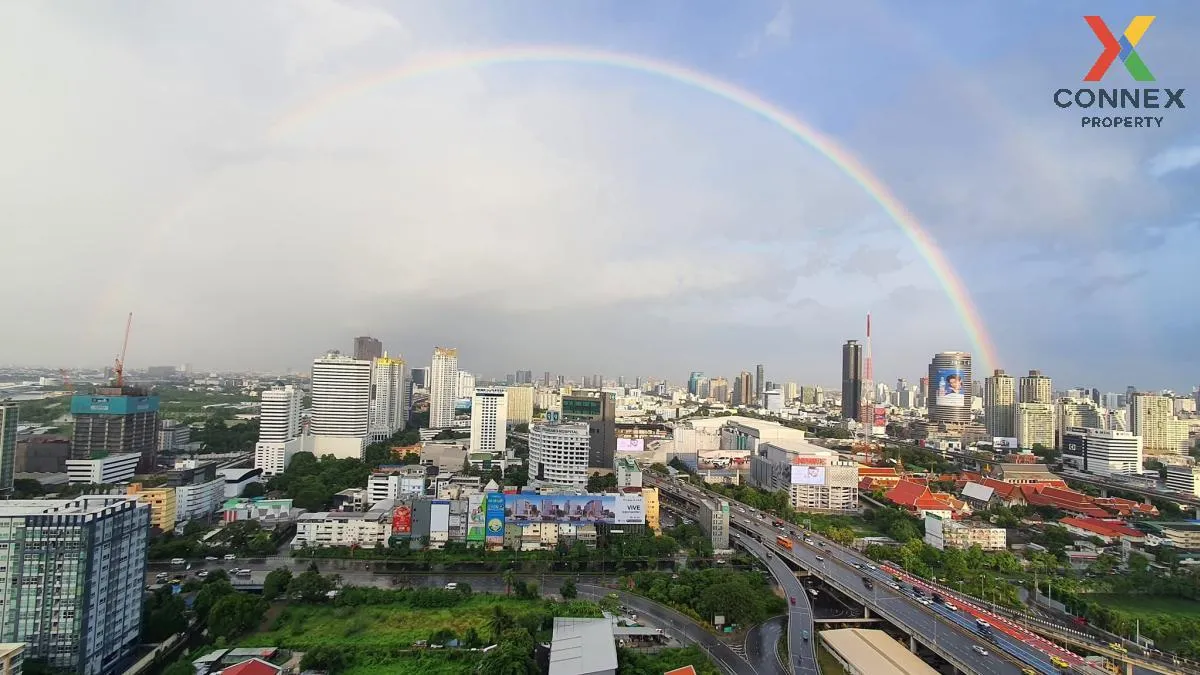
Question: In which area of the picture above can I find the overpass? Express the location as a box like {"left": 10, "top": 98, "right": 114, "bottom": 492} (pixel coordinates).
{"left": 651, "top": 475, "right": 1192, "bottom": 675}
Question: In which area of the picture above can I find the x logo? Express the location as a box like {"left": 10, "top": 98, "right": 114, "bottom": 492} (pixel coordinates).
{"left": 1084, "top": 15, "right": 1156, "bottom": 82}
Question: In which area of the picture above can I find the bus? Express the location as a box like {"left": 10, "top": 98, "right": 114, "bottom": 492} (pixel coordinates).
{"left": 975, "top": 619, "right": 991, "bottom": 633}
{"left": 776, "top": 535, "right": 793, "bottom": 550}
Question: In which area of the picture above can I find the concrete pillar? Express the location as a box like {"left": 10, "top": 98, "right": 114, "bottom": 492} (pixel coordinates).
{"left": 864, "top": 606, "right": 872, "bottom": 619}
{"left": 1100, "top": 488, "right": 1108, "bottom": 498}
{"left": 1125, "top": 661, "right": 1134, "bottom": 675}
{"left": 909, "top": 635, "right": 917, "bottom": 653}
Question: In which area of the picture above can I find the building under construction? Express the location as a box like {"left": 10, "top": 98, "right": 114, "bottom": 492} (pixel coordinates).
{"left": 70, "top": 387, "right": 160, "bottom": 471}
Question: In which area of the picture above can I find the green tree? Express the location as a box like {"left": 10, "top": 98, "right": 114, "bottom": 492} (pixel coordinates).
{"left": 193, "top": 580, "right": 235, "bottom": 622}
{"left": 480, "top": 628, "right": 538, "bottom": 674}
{"left": 162, "top": 662, "right": 197, "bottom": 675}
{"left": 240, "top": 482, "right": 266, "bottom": 498}
{"left": 503, "top": 569, "right": 517, "bottom": 596}
{"left": 142, "top": 587, "right": 187, "bottom": 641}
{"left": 486, "top": 606, "right": 516, "bottom": 642}
{"left": 207, "top": 593, "right": 267, "bottom": 640}
{"left": 287, "top": 570, "right": 334, "bottom": 602}
{"left": 560, "top": 579, "right": 578, "bottom": 599}
{"left": 263, "top": 567, "right": 293, "bottom": 601}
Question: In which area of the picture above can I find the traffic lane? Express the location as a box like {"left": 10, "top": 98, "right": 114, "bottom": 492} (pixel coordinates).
{"left": 738, "top": 536, "right": 818, "bottom": 675}
{"left": 732, "top": 518, "right": 1022, "bottom": 675}
{"left": 745, "top": 616, "right": 786, "bottom": 675}
{"left": 578, "top": 585, "right": 757, "bottom": 675}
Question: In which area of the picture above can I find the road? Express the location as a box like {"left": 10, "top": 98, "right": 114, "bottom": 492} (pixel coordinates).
{"left": 736, "top": 534, "right": 818, "bottom": 675}
{"left": 745, "top": 616, "right": 787, "bottom": 675}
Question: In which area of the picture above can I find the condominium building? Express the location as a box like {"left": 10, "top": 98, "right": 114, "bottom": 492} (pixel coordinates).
{"left": 841, "top": 341, "right": 863, "bottom": 421}
{"left": 1060, "top": 427, "right": 1142, "bottom": 477}
{"left": 469, "top": 387, "right": 508, "bottom": 457}
{"left": 1019, "top": 370, "right": 1053, "bottom": 404}
{"left": 167, "top": 460, "right": 224, "bottom": 523}
{"left": 156, "top": 419, "right": 190, "bottom": 453}
{"left": 368, "top": 356, "right": 407, "bottom": 442}
{"left": 924, "top": 513, "right": 1006, "bottom": 551}
{"left": 0, "top": 496, "right": 149, "bottom": 675}
{"left": 456, "top": 371, "right": 476, "bottom": 399}
{"left": 1055, "top": 398, "right": 1103, "bottom": 449}
{"left": 1015, "top": 402, "right": 1055, "bottom": 449}
{"left": 529, "top": 422, "right": 591, "bottom": 490}
{"left": 926, "top": 352, "right": 973, "bottom": 424}
{"left": 126, "top": 483, "right": 178, "bottom": 532}
{"left": 505, "top": 385, "right": 534, "bottom": 425}
{"left": 1130, "top": 393, "right": 1190, "bottom": 455}
{"left": 255, "top": 384, "right": 305, "bottom": 476}
{"left": 0, "top": 644, "right": 23, "bottom": 675}
{"left": 696, "top": 498, "right": 730, "bottom": 550}
{"left": 429, "top": 347, "right": 459, "bottom": 429}
{"left": 310, "top": 351, "right": 372, "bottom": 459}
{"left": 0, "top": 403, "right": 15, "bottom": 496}
{"left": 294, "top": 500, "right": 396, "bottom": 549}
{"left": 983, "top": 370, "right": 1016, "bottom": 438}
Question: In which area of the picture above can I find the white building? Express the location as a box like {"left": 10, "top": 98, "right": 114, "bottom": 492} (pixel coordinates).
{"left": 615, "top": 456, "right": 642, "bottom": 488}
{"left": 310, "top": 351, "right": 372, "bottom": 459}
{"left": 1015, "top": 402, "right": 1055, "bottom": 449}
{"left": 1130, "top": 393, "right": 1190, "bottom": 455}
{"left": 293, "top": 500, "right": 396, "bottom": 549}
{"left": 0, "top": 496, "right": 148, "bottom": 674}
{"left": 429, "top": 347, "right": 459, "bottom": 429}
{"left": 470, "top": 387, "right": 508, "bottom": 458}
{"left": 1060, "top": 427, "right": 1143, "bottom": 477}
{"left": 763, "top": 390, "right": 784, "bottom": 412}
{"left": 529, "top": 422, "right": 591, "bottom": 490}
{"left": 217, "top": 468, "right": 263, "bottom": 498}
{"left": 505, "top": 385, "right": 535, "bottom": 425}
{"left": 368, "top": 356, "right": 407, "bottom": 442}
{"left": 255, "top": 384, "right": 305, "bottom": 476}
{"left": 456, "top": 370, "right": 476, "bottom": 399}
{"left": 1165, "top": 465, "right": 1200, "bottom": 498}
{"left": 157, "top": 419, "right": 191, "bottom": 453}
{"left": 749, "top": 439, "right": 859, "bottom": 511}
{"left": 367, "top": 468, "right": 426, "bottom": 505}
{"left": 65, "top": 453, "right": 140, "bottom": 485}
{"left": 924, "top": 512, "right": 1006, "bottom": 551}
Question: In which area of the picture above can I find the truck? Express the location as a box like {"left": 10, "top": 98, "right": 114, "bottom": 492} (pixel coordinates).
{"left": 776, "top": 535, "right": 793, "bottom": 550}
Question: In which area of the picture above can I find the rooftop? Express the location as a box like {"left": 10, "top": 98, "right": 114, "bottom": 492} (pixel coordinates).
{"left": 0, "top": 495, "right": 140, "bottom": 517}
{"left": 820, "top": 628, "right": 939, "bottom": 675}
{"left": 548, "top": 617, "right": 618, "bottom": 675}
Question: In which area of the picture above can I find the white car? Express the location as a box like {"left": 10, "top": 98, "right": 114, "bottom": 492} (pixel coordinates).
{"left": 944, "top": 602, "right": 958, "bottom": 611}
{"left": 223, "top": 554, "right": 236, "bottom": 561}
{"left": 973, "top": 645, "right": 989, "bottom": 656}
{"left": 888, "top": 582, "right": 901, "bottom": 590}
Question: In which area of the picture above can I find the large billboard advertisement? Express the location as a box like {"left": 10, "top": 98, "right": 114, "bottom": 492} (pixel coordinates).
{"left": 467, "top": 495, "right": 486, "bottom": 542}
{"left": 935, "top": 368, "right": 966, "bottom": 407}
{"left": 430, "top": 500, "right": 450, "bottom": 535}
{"left": 614, "top": 493, "right": 647, "bottom": 525}
{"left": 790, "top": 464, "right": 827, "bottom": 485}
{"left": 992, "top": 436, "right": 1018, "bottom": 450}
{"left": 617, "top": 438, "right": 645, "bottom": 452}
{"left": 484, "top": 493, "right": 506, "bottom": 545}
{"left": 505, "top": 493, "right": 617, "bottom": 524}
{"left": 391, "top": 505, "right": 411, "bottom": 535}
{"left": 873, "top": 406, "right": 887, "bottom": 427}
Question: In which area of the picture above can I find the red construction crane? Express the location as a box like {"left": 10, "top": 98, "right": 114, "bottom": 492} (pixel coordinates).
{"left": 59, "top": 369, "right": 73, "bottom": 393}
{"left": 114, "top": 312, "right": 133, "bottom": 388}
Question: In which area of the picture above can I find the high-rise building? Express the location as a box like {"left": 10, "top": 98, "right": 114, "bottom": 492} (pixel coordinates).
{"left": 1061, "top": 427, "right": 1142, "bottom": 477}
{"left": 1019, "top": 370, "right": 1053, "bottom": 404}
{"left": 429, "top": 347, "right": 459, "bottom": 429}
{"left": 515, "top": 370, "right": 533, "bottom": 385}
{"left": 1015, "top": 403, "right": 1055, "bottom": 449}
{"left": 505, "top": 385, "right": 534, "bottom": 425}
{"left": 1130, "top": 393, "right": 1190, "bottom": 455}
{"left": 732, "top": 371, "right": 753, "bottom": 407}
{"left": 543, "top": 371, "right": 552, "bottom": 387}
{"left": 70, "top": 388, "right": 160, "bottom": 472}
{"left": 0, "top": 403, "right": 16, "bottom": 495}
{"left": 1055, "top": 397, "right": 1102, "bottom": 449}
{"left": 310, "top": 351, "right": 372, "bottom": 459}
{"left": 784, "top": 381, "right": 798, "bottom": 402}
{"left": 0, "top": 496, "right": 149, "bottom": 674}
{"left": 841, "top": 340, "right": 863, "bottom": 421}
{"left": 755, "top": 364, "right": 765, "bottom": 404}
{"left": 926, "top": 352, "right": 973, "bottom": 424}
{"left": 469, "top": 387, "right": 508, "bottom": 457}
{"left": 528, "top": 422, "right": 591, "bottom": 490}
{"left": 456, "top": 370, "right": 477, "bottom": 399}
{"left": 687, "top": 372, "right": 705, "bottom": 396}
{"left": 255, "top": 385, "right": 304, "bottom": 476}
{"left": 561, "top": 391, "right": 616, "bottom": 468}
{"left": 983, "top": 370, "right": 1016, "bottom": 438}
{"left": 368, "top": 356, "right": 408, "bottom": 442}
{"left": 410, "top": 367, "right": 431, "bottom": 389}
{"left": 353, "top": 336, "right": 383, "bottom": 361}
{"left": 709, "top": 377, "right": 729, "bottom": 404}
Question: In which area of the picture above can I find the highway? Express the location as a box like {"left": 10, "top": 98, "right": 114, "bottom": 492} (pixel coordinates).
{"left": 745, "top": 616, "right": 787, "bottom": 675}
{"left": 735, "top": 533, "right": 818, "bottom": 675}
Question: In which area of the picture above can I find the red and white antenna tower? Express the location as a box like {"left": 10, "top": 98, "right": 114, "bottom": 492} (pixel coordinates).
{"left": 860, "top": 313, "right": 875, "bottom": 428}
{"left": 864, "top": 312, "right": 874, "bottom": 385}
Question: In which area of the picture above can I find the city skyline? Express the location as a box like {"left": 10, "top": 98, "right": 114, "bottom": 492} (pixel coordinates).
{"left": 3, "top": 2, "right": 1198, "bottom": 389}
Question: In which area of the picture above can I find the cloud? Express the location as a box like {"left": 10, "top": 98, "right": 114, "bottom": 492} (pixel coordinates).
{"left": 738, "top": 0, "right": 795, "bottom": 58}
{"left": 1148, "top": 143, "right": 1200, "bottom": 177}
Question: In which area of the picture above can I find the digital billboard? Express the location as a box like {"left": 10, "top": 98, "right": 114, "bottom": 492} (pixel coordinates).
{"left": 935, "top": 368, "right": 966, "bottom": 407}
{"left": 992, "top": 436, "right": 1018, "bottom": 450}
{"left": 614, "top": 493, "right": 647, "bottom": 525}
{"left": 484, "top": 493, "right": 506, "bottom": 545}
{"left": 391, "top": 505, "right": 411, "bottom": 535}
{"left": 466, "top": 494, "right": 486, "bottom": 542}
{"left": 430, "top": 500, "right": 450, "bottom": 534}
{"left": 873, "top": 406, "right": 888, "bottom": 427}
{"left": 505, "top": 493, "right": 616, "bottom": 524}
{"left": 790, "top": 465, "right": 827, "bottom": 485}
{"left": 617, "top": 438, "right": 644, "bottom": 452}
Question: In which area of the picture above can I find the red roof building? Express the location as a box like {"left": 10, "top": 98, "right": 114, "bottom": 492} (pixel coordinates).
{"left": 218, "top": 658, "right": 283, "bottom": 675}
{"left": 1022, "top": 485, "right": 1110, "bottom": 518}
{"left": 1058, "top": 517, "right": 1146, "bottom": 544}
{"left": 885, "top": 480, "right": 954, "bottom": 518}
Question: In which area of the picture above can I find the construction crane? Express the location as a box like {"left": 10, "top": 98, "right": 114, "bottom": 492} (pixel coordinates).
{"left": 113, "top": 312, "right": 133, "bottom": 389}
{"left": 59, "top": 369, "right": 73, "bottom": 393}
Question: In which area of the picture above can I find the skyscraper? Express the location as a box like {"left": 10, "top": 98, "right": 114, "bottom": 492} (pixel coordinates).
{"left": 755, "top": 364, "right": 765, "bottom": 404}
{"left": 688, "top": 372, "right": 705, "bottom": 396}
{"left": 1019, "top": 370, "right": 1053, "bottom": 404}
{"left": 926, "top": 351, "right": 973, "bottom": 424}
{"left": 841, "top": 340, "right": 863, "bottom": 421}
{"left": 470, "top": 387, "right": 508, "bottom": 458}
{"left": 310, "top": 351, "right": 372, "bottom": 458}
{"left": 983, "top": 369, "right": 1016, "bottom": 438}
{"left": 429, "top": 347, "right": 459, "bottom": 429}
{"left": 368, "top": 355, "right": 407, "bottom": 442}
{"left": 0, "top": 402, "right": 16, "bottom": 495}
{"left": 732, "top": 371, "right": 753, "bottom": 407}
{"left": 561, "top": 391, "right": 616, "bottom": 468}
{"left": 353, "top": 336, "right": 383, "bottom": 361}
{"left": 456, "top": 370, "right": 477, "bottom": 399}
{"left": 70, "top": 387, "right": 160, "bottom": 472}
{"left": 255, "top": 384, "right": 304, "bottom": 476}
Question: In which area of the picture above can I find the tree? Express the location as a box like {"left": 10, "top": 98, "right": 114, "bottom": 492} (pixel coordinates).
{"left": 503, "top": 569, "right": 517, "bottom": 596}
{"left": 301, "top": 646, "right": 346, "bottom": 672}
{"left": 208, "top": 593, "right": 266, "bottom": 640}
{"left": 480, "top": 628, "right": 537, "bottom": 674}
{"left": 288, "top": 570, "right": 334, "bottom": 602}
{"left": 142, "top": 587, "right": 187, "bottom": 642}
{"left": 240, "top": 482, "right": 266, "bottom": 498}
{"left": 193, "top": 580, "right": 235, "bottom": 621}
{"left": 263, "top": 567, "right": 293, "bottom": 601}
{"left": 486, "top": 606, "right": 516, "bottom": 642}
{"left": 560, "top": 579, "right": 578, "bottom": 599}
{"left": 162, "top": 662, "right": 196, "bottom": 675}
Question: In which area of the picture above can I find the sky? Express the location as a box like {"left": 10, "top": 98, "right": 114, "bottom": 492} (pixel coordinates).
{"left": 2, "top": 1, "right": 1198, "bottom": 391}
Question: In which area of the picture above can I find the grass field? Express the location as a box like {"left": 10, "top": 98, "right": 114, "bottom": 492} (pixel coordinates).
{"left": 1088, "top": 594, "right": 1200, "bottom": 617}
{"left": 340, "top": 654, "right": 481, "bottom": 675}
{"left": 816, "top": 643, "right": 849, "bottom": 675}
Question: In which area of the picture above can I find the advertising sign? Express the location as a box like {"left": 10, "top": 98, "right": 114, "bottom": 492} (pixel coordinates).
{"left": 614, "top": 493, "right": 646, "bottom": 525}
{"left": 617, "top": 438, "right": 645, "bottom": 452}
{"left": 791, "top": 456, "right": 825, "bottom": 465}
{"left": 790, "top": 465, "right": 827, "bottom": 485}
{"left": 873, "top": 406, "right": 888, "bottom": 427}
{"left": 467, "top": 494, "right": 486, "bottom": 542}
{"left": 545, "top": 410, "right": 560, "bottom": 423}
{"left": 391, "top": 505, "right": 412, "bottom": 535}
{"left": 506, "top": 493, "right": 616, "bottom": 524}
{"left": 992, "top": 436, "right": 1019, "bottom": 450}
{"left": 484, "top": 493, "right": 506, "bottom": 545}
{"left": 935, "top": 368, "right": 966, "bottom": 407}
{"left": 430, "top": 500, "right": 450, "bottom": 534}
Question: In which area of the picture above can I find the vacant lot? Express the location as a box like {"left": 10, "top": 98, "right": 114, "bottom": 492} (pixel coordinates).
{"left": 1088, "top": 594, "right": 1200, "bottom": 618}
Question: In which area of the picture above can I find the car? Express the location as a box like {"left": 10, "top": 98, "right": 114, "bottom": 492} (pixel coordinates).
{"left": 223, "top": 554, "right": 237, "bottom": 561}
{"left": 944, "top": 602, "right": 958, "bottom": 611}
{"left": 852, "top": 563, "right": 863, "bottom": 570}
{"left": 1050, "top": 656, "right": 1069, "bottom": 669}
{"left": 790, "top": 597, "right": 796, "bottom": 606}
{"left": 205, "top": 556, "right": 218, "bottom": 561}
{"left": 1108, "top": 643, "right": 1128, "bottom": 654}
{"left": 801, "top": 630, "right": 809, "bottom": 641}
{"left": 170, "top": 558, "right": 186, "bottom": 566}
{"left": 888, "top": 582, "right": 901, "bottom": 590}
{"left": 1022, "top": 669, "right": 1038, "bottom": 675}
{"left": 197, "top": 570, "right": 209, "bottom": 578}
{"left": 155, "top": 572, "right": 169, "bottom": 580}
{"left": 865, "top": 564, "right": 876, "bottom": 570}
{"left": 862, "top": 577, "right": 874, "bottom": 589}
{"left": 973, "top": 646, "right": 989, "bottom": 656}
{"left": 814, "top": 556, "right": 825, "bottom": 562}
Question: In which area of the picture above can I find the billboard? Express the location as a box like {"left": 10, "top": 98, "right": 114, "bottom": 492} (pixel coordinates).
{"left": 485, "top": 493, "right": 506, "bottom": 545}
{"left": 430, "top": 500, "right": 450, "bottom": 535}
{"left": 935, "top": 368, "right": 966, "bottom": 407}
{"left": 505, "top": 493, "right": 617, "bottom": 524}
{"left": 391, "top": 505, "right": 412, "bottom": 535}
{"left": 873, "top": 406, "right": 888, "bottom": 427}
{"left": 617, "top": 438, "right": 645, "bottom": 452}
{"left": 790, "top": 465, "right": 827, "bottom": 485}
{"left": 467, "top": 494, "right": 486, "bottom": 542}
{"left": 614, "top": 493, "right": 647, "bottom": 525}
{"left": 992, "top": 436, "right": 1018, "bottom": 450}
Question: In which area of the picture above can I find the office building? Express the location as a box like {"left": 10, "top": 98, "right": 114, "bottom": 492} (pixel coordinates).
{"left": 763, "top": 389, "right": 783, "bottom": 412}
{"left": 529, "top": 422, "right": 591, "bottom": 490}
{"left": 688, "top": 372, "right": 705, "bottom": 397}
{"left": 561, "top": 391, "right": 617, "bottom": 468}
{"left": 70, "top": 389, "right": 160, "bottom": 472}
{"left": 1130, "top": 393, "right": 1190, "bottom": 455}
{"left": 456, "top": 370, "right": 476, "bottom": 399}
{"left": 1061, "top": 427, "right": 1142, "bottom": 477}
{"left": 168, "top": 460, "right": 225, "bottom": 523}
{"left": 696, "top": 498, "right": 730, "bottom": 550}
{"left": 749, "top": 439, "right": 859, "bottom": 511}
{"left": 429, "top": 347, "right": 459, "bottom": 429}
{"left": 505, "top": 385, "right": 534, "bottom": 425}
{"left": 615, "top": 456, "right": 642, "bottom": 487}
{"left": 469, "top": 387, "right": 508, "bottom": 457}
{"left": 66, "top": 453, "right": 140, "bottom": 485}
{"left": 259, "top": 384, "right": 303, "bottom": 443}
{"left": 841, "top": 340, "right": 863, "bottom": 421}
{"left": 309, "top": 352, "right": 372, "bottom": 459}
{"left": 353, "top": 336, "right": 383, "bottom": 361}
{"left": 708, "top": 377, "right": 729, "bottom": 404}
{"left": 1165, "top": 465, "right": 1200, "bottom": 498}
{"left": 755, "top": 364, "right": 765, "bottom": 404}
{"left": 410, "top": 367, "right": 430, "bottom": 389}
{"left": 926, "top": 352, "right": 973, "bottom": 424}
{"left": 0, "top": 403, "right": 15, "bottom": 496}
{"left": 1019, "top": 370, "right": 1053, "bottom": 404}
{"left": 368, "top": 356, "right": 408, "bottom": 442}
{"left": 515, "top": 370, "right": 533, "bottom": 385}
{"left": 0, "top": 644, "right": 23, "bottom": 675}
{"left": 367, "top": 467, "right": 427, "bottom": 504}
{"left": 156, "top": 419, "right": 190, "bottom": 453}
{"left": 1015, "top": 403, "right": 1055, "bottom": 449}
{"left": 0, "top": 496, "right": 149, "bottom": 675}
{"left": 731, "top": 371, "right": 752, "bottom": 407}
{"left": 983, "top": 370, "right": 1016, "bottom": 438}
